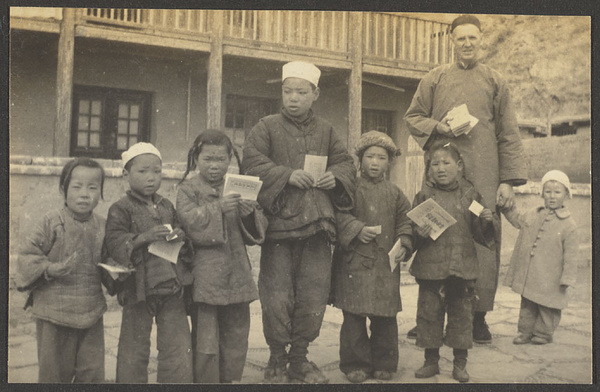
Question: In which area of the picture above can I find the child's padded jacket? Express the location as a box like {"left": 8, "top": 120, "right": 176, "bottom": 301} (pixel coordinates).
{"left": 503, "top": 206, "right": 579, "bottom": 309}
{"left": 177, "top": 175, "right": 268, "bottom": 305}
{"left": 241, "top": 110, "right": 356, "bottom": 241}
{"left": 17, "top": 208, "right": 107, "bottom": 329}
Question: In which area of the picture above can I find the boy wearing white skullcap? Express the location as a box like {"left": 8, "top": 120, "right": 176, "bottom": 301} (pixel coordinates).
{"left": 242, "top": 61, "right": 356, "bottom": 383}
{"left": 502, "top": 170, "right": 579, "bottom": 345}
{"left": 104, "top": 142, "right": 193, "bottom": 383}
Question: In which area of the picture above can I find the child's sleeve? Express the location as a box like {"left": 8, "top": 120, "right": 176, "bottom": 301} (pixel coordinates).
{"left": 239, "top": 204, "right": 269, "bottom": 246}
{"left": 410, "top": 192, "right": 430, "bottom": 251}
{"left": 334, "top": 209, "right": 365, "bottom": 251}
{"left": 560, "top": 222, "right": 580, "bottom": 287}
{"left": 241, "top": 121, "right": 296, "bottom": 214}
{"left": 176, "top": 183, "right": 226, "bottom": 246}
{"left": 326, "top": 128, "right": 357, "bottom": 211}
{"left": 16, "top": 213, "right": 57, "bottom": 291}
{"left": 104, "top": 202, "right": 142, "bottom": 267}
{"left": 501, "top": 204, "right": 526, "bottom": 230}
{"left": 394, "top": 189, "right": 414, "bottom": 259}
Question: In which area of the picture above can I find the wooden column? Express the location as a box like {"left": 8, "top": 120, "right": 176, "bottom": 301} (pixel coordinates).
{"left": 207, "top": 10, "right": 224, "bottom": 130}
{"left": 53, "top": 8, "right": 76, "bottom": 157}
{"left": 347, "top": 12, "right": 363, "bottom": 155}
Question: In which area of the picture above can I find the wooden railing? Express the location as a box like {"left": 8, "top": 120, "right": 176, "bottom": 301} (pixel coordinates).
{"left": 222, "top": 10, "right": 349, "bottom": 53}
{"left": 363, "top": 13, "right": 454, "bottom": 64}
{"left": 62, "top": 9, "right": 452, "bottom": 66}
{"left": 82, "top": 9, "right": 210, "bottom": 34}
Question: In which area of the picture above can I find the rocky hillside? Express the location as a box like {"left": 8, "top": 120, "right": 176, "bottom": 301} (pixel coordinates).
{"left": 478, "top": 14, "right": 591, "bottom": 121}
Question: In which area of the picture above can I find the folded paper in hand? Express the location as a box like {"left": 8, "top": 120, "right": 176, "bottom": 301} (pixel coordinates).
{"left": 388, "top": 239, "right": 404, "bottom": 272}
{"left": 98, "top": 263, "right": 135, "bottom": 280}
{"left": 148, "top": 240, "right": 184, "bottom": 264}
{"left": 407, "top": 198, "right": 457, "bottom": 241}
{"left": 447, "top": 104, "right": 479, "bottom": 136}
{"left": 223, "top": 174, "right": 263, "bottom": 201}
{"left": 304, "top": 155, "right": 328, "bottom": 185}
{"left": 468, "top": 200, "right": 485, "bottom": 216}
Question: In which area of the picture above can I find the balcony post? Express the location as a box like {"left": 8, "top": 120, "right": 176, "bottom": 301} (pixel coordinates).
{"left": 207, "top": 10, "right": 224, "bottom": 130}
{"left": 53, "top": 7, "right": 76, "bottom": 157}
{"left": 347, "top": 12, "right": 363, "bottom": 156}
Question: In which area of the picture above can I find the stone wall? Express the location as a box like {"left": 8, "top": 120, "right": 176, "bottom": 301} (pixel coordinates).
{"left": 522, "top": 133, "right": 591, "bottom": 183}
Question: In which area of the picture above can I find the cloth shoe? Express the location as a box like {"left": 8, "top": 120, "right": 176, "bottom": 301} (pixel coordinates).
{"left": 263, "top": 356, "right": 288, "bottom": 383}
{"left": 373, "top": 370, "right": 392, "bottom": 380}
{"left": 531, "top": 336, "right": 552, "bottom": 345}
{"left": 407, "top": 325, "right": 417, "bottom": 339}
{"left": 346, "top": 369, "right": 369, "bottom": 383}
{"left": 414, "top": 363, "right": 440, "bottom": 378}
{"left": 288, "top": 361, "right": 329, "bottom": 384}
{"left": 473, "top": 318, "right": 492, "bottom": 344}
{"left": 452, "top": 365, "right": 470, "bottom": 382}
{"left": 513, "top": 334, "right": 532, "bottom": 344}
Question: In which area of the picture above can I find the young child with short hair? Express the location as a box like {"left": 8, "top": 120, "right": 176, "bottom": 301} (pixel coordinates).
{"left": 330, "top": 131, "right": 413, "bottom": 383}
{"left": 176, "top": 129, "right": 268, "bottom": 383}
{"left": 411, "top": 141, "right": 496, "bottom": 383}
{"left": 17, "top": 157, "right": 107, "bottom": 383}
{"left": 502, "top": 170, "right": 579, "bottom": 345}
{"left": 241, "top": 61, "right": 356, "bottom": 383}
{"left": 104, "top": 142, "right": 193, "bottom": 383}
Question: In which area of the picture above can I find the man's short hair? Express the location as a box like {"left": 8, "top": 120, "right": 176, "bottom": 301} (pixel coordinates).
{"left": 451, "top": 15, "right": 481, "bottom": 32}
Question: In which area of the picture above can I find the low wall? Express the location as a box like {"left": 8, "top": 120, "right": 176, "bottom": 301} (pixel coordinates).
{"left": 9, "top": 155, "right": 592, "bottom": 275}
{"left": 522, "top": 133, "right": 591, "bottom": 182}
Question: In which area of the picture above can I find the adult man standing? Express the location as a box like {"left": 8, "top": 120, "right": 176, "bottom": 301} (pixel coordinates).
{"left": 404, "top": 15, "right": 528, "bottom": 343}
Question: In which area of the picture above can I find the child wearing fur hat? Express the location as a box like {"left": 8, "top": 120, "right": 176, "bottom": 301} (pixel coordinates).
{"left": 502, "top": 170, "right": 580, "bottom": 345}
{"left": 410, "top": 141, "right": 496, "bottom": 383}
{"left": 104, "top": 142, "right": 193, "bottom": 383}
{"left": 329, "top": 130, "right": 413, "bottom": 383}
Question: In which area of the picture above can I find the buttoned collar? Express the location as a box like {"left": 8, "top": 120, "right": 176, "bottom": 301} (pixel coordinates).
{"left": 281, "top": 107, "right": 314, "bottom": 127}
{"left": 456, "top": 60, "right": 479, "bottom": 70}
{"left": 126, "top": 189, "right": 163, "bottom": 206}
{"left": 63, "top": 206, "right": 93, "bottom": 222}
{"left": 537, "top": 205, "right": 571, "bottom": 219}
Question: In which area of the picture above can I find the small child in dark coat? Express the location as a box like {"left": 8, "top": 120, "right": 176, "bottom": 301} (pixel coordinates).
{"left": 410, "top": 142, "right": 496, "bottom": 383}
{"left": 330, "top": 131, "right": 413, "bottom": 383}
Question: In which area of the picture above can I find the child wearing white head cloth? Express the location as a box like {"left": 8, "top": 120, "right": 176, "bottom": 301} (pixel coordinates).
{"left": 104, "top": 142, "right": 193, "bottom": 383}
{"left": 502, "top": 170, "right": 580, "bottom": 345}
{"left": 242, "top": 61, "right": 356, "bottom": 383}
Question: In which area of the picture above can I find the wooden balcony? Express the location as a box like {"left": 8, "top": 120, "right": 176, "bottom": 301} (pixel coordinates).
{"left": 11, "top": 8, "right": 453, "bottom": 78}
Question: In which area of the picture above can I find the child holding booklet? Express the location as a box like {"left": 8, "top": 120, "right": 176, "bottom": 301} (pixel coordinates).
{"left": 104, "top": 142, "right": 193, "bottom": 383}
{"left": 502, "top": 170, "right": 579, "bottom": 345}
{"left": 330, "top": 131, "right": 413, "bottom": 383}
{"left": 17, "top": 158, "right": 107, "bottom": 383}
{"left": 410, "top": 141, "right": 496, "bottom": 383}
{"left": 177, "top": 130, "right": 268, "bottom": 383}
{"left": 241, "top": 61, "right": 356, "bottom": 383}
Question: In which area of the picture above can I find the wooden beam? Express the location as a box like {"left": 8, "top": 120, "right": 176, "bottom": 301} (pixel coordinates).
{"left": 348, "top": 12, "right": 363, "bottom": 153}
{"left": 9, "top": 17, "right": 60, "bottom": 34}
{"left": 53, "top": 8, "right": 75, "bottom": 157}
{"left": 207, "top": 10, "right": 224, "bottom": 130}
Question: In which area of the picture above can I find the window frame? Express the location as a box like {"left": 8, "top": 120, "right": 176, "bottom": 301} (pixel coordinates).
{"left": 70, "top": 85, "right": 152, "bottom": 159}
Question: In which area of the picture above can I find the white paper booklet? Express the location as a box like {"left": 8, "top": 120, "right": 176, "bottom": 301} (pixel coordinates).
{"left": 447, "top": 104, "right": 479, "bottom": 136}
{"left": 407, "top": 198, "right": 457, "bottom": 241}
{"left": 148, "top": 240, "right": 185, "bottom": 264}
{"left": 223, "top": 173, "right": 263, "bottom": 201}
{"left": 388, "top": 239, "right": 404, "bottom": 272}
{"left": 303, "top": 155, "right": 328, "bottom": 185}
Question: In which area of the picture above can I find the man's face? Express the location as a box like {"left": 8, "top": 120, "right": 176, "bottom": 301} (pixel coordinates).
{"left": 451, "top": 24, "right": 482, "bottom": 64}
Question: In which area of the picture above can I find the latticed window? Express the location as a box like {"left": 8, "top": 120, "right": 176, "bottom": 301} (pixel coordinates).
{"left": 71, "top": 85, "right": 151, "bottom": 159}
{"left": 362, "top": 108, "right": 394, "bottom": 135}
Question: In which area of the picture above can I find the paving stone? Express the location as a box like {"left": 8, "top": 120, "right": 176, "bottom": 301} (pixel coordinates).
{"left": 8, "top": 341, "right": 38, "bottom": 368}
{"left": 7, "top": 364, "right": 38, "bottom": 383}
{"left": 544, "top": 361, "right": 593, "bottom": 384}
